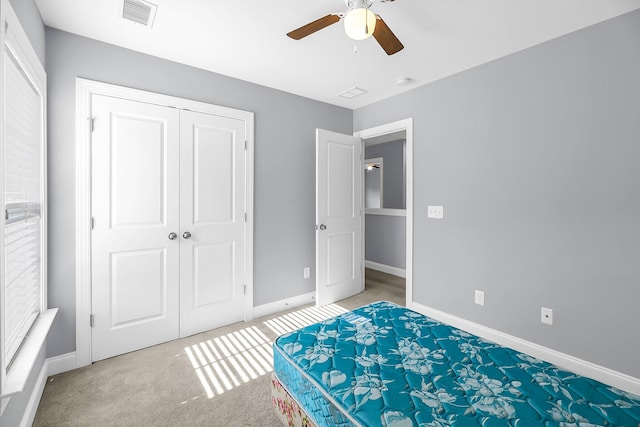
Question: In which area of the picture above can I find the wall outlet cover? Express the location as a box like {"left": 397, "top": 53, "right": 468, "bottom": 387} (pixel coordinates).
{"left": 541, "top": 307, "right": 553, "bottom": 325}
{"left": 427, "top": 205, "right": 444, "bottom": 219}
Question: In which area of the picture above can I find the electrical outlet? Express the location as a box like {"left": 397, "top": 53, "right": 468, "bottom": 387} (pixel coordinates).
{"left": 427, "top": 205, "right": 444, "bottom": 219}
{"left": 474, "top": 290, "right": 485, "bottom": 306}
{"left": 303, "top": 267, "right": 310, "bottom": 279}
{"left": 541, "top": 307, "right": 553, "bottom": 325}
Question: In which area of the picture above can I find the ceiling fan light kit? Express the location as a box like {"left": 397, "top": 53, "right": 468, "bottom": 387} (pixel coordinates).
{"left": 287, "top": 0, "right": 404, "bottom": 55}
{"left": 344, "top": 7, "right": 377, "bottom": 40}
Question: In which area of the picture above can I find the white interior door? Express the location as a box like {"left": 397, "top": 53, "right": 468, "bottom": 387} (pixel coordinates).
{"left": 91, "top": 95, "right": 180, "bottom": 361}
{"left": 316, "top": 129, "right": 363, "bottom": 306}
{"left": 179, "top": 110, "right": 246, "bottom": 337}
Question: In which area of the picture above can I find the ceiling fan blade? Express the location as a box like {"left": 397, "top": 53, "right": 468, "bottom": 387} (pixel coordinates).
{"left": 287, "top": 14, "right": 341, "bottom": 40}
{"left": 373, "top": 15, "right": 404, "bottom": 55}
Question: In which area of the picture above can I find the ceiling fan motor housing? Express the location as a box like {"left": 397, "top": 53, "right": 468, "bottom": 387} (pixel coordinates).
{"left": 346, "top": 0, "right": 373, "bottom": 10}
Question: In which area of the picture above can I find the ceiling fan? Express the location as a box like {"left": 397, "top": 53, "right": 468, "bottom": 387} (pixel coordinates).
{"left": 287, "top": 0, "right": 404, "bottom": 56}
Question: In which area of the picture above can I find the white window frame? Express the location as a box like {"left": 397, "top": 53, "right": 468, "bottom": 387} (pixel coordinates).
{"left": 0, "top": 0, "right": 57, "bottom": 410}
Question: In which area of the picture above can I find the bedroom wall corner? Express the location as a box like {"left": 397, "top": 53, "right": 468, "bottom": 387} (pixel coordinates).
{"left": 8, "top": 0, "right": 44, "bottom": 65}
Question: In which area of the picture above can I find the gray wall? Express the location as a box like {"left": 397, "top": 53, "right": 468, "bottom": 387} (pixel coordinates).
{"left": 365, "top": 215, "right": 406, "bottom": 269}
{"left": 364, "top": 140, "right": 407, "bottom": 270}
{"left": 45, "top": 28, "right": 352, "bottom": 358}
{"left": 365, "top": 140, "right": 406, "bottom": 209}
{"left": 1, "top": 1, "right": 45, "bottom": 426}
{"left": 8, "top": 0, "right": 45, "bottom": 65}
{"left": 355, "top": 9, "right": 640, "bottom": 378}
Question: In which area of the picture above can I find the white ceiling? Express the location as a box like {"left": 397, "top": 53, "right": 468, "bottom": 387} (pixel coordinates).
{"left": 35, "top": 0, "right": 640, "bottom": 109}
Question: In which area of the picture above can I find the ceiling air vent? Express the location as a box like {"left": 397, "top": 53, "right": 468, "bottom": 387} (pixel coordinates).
{"left": 338, "top": 87, "right": 368, "bottom": 99}
{"left": 122, "top": 0, "right": 158, "bottom": 27}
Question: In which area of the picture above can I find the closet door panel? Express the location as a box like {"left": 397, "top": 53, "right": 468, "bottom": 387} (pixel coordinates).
{"left": 91, "top": 95, "right": 180, "bottom": 361}
{"left": 110, "top": 114, "right": 166, "bottom": 227}
{"left": 179, "top": 110, "right": 246, "bottom": 337}
{"left": 192, "top": 243, "right": 234, "bottom": 306}
{"left": 193, "top": 126, "right": 234, "bottom": 224}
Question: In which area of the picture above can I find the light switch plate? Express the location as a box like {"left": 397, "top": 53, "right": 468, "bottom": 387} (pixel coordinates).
{"left": 428, "top": 205, "right": 444, "bottom": 219}
{"left": 474, "top": 290, "right": 485, "bottom": 306}
{"left": 303, "top": 267, "right": 311, "bottom": 279}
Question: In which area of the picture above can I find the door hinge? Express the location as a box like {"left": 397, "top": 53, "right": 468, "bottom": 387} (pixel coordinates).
{"left": 4, "top": 209, "right": 8, "bottom": 221}
{"left": 244, "top": 140, "right": 247, "bottom": 150}
{"left": 88, "top": 117, "right": 94, "bottom": 132}
{"left": 91, "top": 217, "right": 95, "bottom": 229}
{"left": 90, "top": 314, "right": 94, "bottom": 327}
{"left": 243, "top": 284, "right": 247, "bottom": 295}
{"left": 244, "top": 212, "right": 247, "bottom": 223}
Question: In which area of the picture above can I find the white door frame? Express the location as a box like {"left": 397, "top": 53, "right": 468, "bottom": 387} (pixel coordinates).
{"left": 354, "top": 118, "right": 413, "bottom": 306}
{"left": 75, "top": 78, "right": 254, "bottom": 368}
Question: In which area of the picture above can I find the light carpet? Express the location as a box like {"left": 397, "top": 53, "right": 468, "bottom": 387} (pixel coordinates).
{"left": 34, "top": 269, "right": 405, "bottom": 426}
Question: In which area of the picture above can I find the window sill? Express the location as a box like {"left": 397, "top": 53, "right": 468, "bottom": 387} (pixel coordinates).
{"left": 1, "top": 308, "right": 58, "bottom": 398}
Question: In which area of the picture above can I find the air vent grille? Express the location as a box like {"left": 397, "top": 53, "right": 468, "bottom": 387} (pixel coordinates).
{"left": 122, "top": 0, "right": 157, "bottom": 27}
{"left": 338, "top": 87, "right": 368, "bottom": 99}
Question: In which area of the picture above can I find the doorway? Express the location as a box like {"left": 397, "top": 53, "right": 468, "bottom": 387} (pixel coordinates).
{"left": 355, "top": 119, "right": 413, "bottom": 306}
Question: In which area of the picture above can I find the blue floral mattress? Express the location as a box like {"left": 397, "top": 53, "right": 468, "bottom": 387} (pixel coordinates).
{"left": 272, "top": 301, "right": 640, "bottom": 426}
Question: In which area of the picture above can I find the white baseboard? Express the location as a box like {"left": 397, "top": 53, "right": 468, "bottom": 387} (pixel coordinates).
{"left": 19, "top": 358, "right": 48, "bottom": 427}
{"left": 16, "top": 352, "right": 75, "bottom": 427}
{"left": 409, "top": 301, "right": 640, "bottom": 396}
{"left": 47, "top": 352, "right": 77, "bottom": 376}
{"left": 253, "top": 292, "right": 316, "bottom": 319}
{"left": 365, "top": 260, "right": 406, "bottom": 278}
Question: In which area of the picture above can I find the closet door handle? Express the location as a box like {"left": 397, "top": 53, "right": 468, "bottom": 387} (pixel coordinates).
{"left": 182, "top": 231, "right": 192, "bottom": 239}
{"left": 168, "top": 232, "right": 178, "bottom": 240}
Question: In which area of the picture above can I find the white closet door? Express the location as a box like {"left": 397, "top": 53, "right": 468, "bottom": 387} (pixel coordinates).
{"left": 179, "top": 110, "right": 246, "bottom": 337}
{"left": 91, "top": 95, "right": 180, "bottom": 361}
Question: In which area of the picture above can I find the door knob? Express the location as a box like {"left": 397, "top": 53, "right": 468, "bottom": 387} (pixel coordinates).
{"left": 182, "top": 231, "right": 192, "bottom": 239}
{"left": 319, "top": 224, "right": 327, "bottom": 230}
{"left": 168, "top": 232, "right": 177, "bottom": 240}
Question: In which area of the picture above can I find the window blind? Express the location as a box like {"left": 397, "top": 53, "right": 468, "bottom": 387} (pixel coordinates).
{"left": 3, "top": 46, "right": 43, "bottom": 366}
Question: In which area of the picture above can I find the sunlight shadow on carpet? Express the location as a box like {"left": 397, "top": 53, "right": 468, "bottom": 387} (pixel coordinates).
{"left": 263, "top": 303, "right": 348, "bottom": 335}
{"left": 184, "top": 325, "right": 272, "bottom": 398}
{"left": 184, "top": 303, "right": 348, "bottom": 398}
